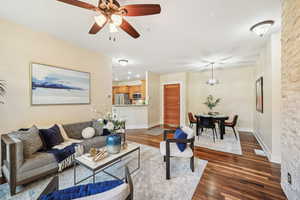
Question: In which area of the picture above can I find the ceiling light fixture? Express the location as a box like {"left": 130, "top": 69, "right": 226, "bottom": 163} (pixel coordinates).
{"left": 94, "top": 14, "right": 107, "bottom": 27}
{"left": 250, "top": 20, "right": 274, "bottom": 37}
{"left": 136, "top": 74, "right": 141, "bottom": 78}
{"left": 206, "top": 63, "right": 219, "bottom": 86}
{"left": 128, "top": 71, "right": 132, "bottom": 75}
{"left": 109, "top": 23, "right": 118, "bottom": 33}
{"left": 118, "top": 59, "right": 128, "bottom": 66}
{"left": 111, "top": 14, "right": 123, "bottom": 26}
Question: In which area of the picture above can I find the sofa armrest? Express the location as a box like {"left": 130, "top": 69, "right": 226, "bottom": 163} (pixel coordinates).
{"left": 37, "top": 176, "right": 59, "bottom": 200}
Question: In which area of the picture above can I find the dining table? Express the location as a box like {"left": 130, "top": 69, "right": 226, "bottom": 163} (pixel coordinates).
{"left": 194, "top": 114, "right": 229, "bottom": 140}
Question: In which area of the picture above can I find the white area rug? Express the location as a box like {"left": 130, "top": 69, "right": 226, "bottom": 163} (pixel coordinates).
{"left": 0, "top": 143, "right": 207, "bottom": 200}
{"left": 194, "top": 127, "right": 242, "bottom": 155}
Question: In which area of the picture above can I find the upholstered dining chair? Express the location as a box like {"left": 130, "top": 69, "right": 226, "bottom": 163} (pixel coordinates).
{"left": 188, "top": 112, "right": 197, "bottom": 128}
{"left": 224, "top": 115, "right": 239, "bottom": 139}
{"left": 160, "top": 127, "right": 195, "bottom": 180}
{"left": 198, "top": 116, "right": 218, "bottom": 142}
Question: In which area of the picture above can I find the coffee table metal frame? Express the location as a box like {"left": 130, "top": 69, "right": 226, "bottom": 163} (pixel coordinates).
{"left": 73, "top": 146, "right": 140, "bottom": 185}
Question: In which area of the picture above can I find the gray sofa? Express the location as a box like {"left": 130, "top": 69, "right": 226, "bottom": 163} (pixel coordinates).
{"left": 1, "top": 121, "right": 108, "bottom": 196}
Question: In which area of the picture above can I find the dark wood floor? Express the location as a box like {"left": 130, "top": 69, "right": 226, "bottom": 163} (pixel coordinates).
{"left": 126, "top": 127, "right": 287, "bottom": 200}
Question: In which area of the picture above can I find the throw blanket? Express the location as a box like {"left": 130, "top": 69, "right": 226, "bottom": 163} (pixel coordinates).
{"left": 48, "top": 143, "right": 84, "bottom": 172}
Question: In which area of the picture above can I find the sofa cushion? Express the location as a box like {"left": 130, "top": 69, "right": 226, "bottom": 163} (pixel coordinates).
{"left": 82, "top": 127, "right": 95, "bottom": 139}
{"left": 17, "top": 152, "right": 57, "bottom": 182}
{"left": 92, "top": 120, "right": 104, "bottom": 136}
{"left": 63, "top": 121, "right": 92, "bottom": 140}
{"left": 11, "top": 125, "right": 43, "bottom": 158}
{"left": 174, "top": 128, "right": 188, "bottom": 152}
{"left": 81, "top": 136, "right": 107, "bottom": 153}
{"left": 39, "top": 125, "right": 64, "bottom": 150}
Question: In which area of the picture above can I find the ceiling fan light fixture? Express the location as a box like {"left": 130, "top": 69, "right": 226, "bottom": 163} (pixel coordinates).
{"left": 111, "top": 14, "right": 123, "bottom": 26}
{"left": 94, "top": 14, "right": 107, "bottom": 27}
{"left": 250, "top": 20, "right": 274, "bottom": 37}
{"left": 206, "top": 79, "right": 219, "bottom": 86}
{"left": 109, "top": 23, "right": 118, "bottom": 33}
{"left": 118, "top": 59, "right": 128, "bottom": 66}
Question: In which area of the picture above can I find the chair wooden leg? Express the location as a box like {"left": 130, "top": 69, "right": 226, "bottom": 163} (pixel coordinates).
{"left": 166, "top": 156, "right": 170, "bottom": 180}
{"left": 190, "top": 156, "right": 194, "bottom": 172}
{"left": 10, "top": 183, "right": 16, "bottom": 196}
{"left": 215, "top": 128, "right": 218, "bottom": 139}
{"left": 212, "top": 128, "right": 215, "bottom": 143}
{"left": 232, "top": 127, "right": 237, "bottom": 139}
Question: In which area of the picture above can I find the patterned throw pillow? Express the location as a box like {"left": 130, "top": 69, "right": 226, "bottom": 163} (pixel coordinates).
{"left": 13, "top": 125, "right": 43, "bottom": 158}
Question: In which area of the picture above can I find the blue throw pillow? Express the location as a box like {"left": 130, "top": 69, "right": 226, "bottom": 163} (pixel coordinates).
{"left": 39, "top": 180, "right": 124, "bottom": 200}
{"left": 174, "top": 128, "right": 187, "bottom": 152}
{"left": 39, "top": 125, "right": 64, "bottom": 150}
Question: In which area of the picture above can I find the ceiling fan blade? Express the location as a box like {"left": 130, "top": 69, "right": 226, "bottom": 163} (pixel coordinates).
{"left": 57, "top": 0, "right": 97, "bottom": 11}
{"left": 120, "top": 19, "right": 140, "bottom": 38}
{"left": 123, "top": 4, "right": 161, "bottom": 16}
{"left": 89, "top": 22, "right": 106, "bottom": 34}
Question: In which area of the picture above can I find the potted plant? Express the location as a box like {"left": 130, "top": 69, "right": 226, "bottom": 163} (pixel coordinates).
{"left": 204, "top": 95, "right": 221, "bottom": 115}
{"left": 0, "top": 80, "right": 6, "bottom": 104}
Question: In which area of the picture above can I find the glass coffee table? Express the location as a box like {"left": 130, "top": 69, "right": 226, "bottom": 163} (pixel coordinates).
{"left": 74, "top": 143, "right": 140, "bottom": 185}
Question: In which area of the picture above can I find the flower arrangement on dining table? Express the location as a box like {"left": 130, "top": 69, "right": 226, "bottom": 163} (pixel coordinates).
{"left": 204, "top": 95, "right": 221, "bottom": 115}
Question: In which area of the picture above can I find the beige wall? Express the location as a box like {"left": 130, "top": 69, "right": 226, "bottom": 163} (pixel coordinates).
{"left": 146, "top": 71, "right": 160, "bottom": 128}
{"left": 254, "top": 32, "right": 281, "bottom": 163}
{"left": 187, "top": 67, "right": 255, "bottom": 131}
{"left": 281, "top": 0, "right": 300, "bottom": 198}
{"left": 0, "top": 19, "right": 112, "bottom": 133}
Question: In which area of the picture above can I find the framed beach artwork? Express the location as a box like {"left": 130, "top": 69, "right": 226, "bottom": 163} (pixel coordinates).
{"left": 31, "top": 63, "right": 91, "bottom": 105}
{"left": 256, "top": 77, "right": 263, "bottom": 113}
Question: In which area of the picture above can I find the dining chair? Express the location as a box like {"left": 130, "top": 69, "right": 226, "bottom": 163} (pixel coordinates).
{"left": 188, "top": 112, "right": 197, "bottom": 128}
{"left": 224, "top": 115, "right": 239, "bottom": 139}
{"left": 199, "top": 116, "right": 218, "bottom": 142}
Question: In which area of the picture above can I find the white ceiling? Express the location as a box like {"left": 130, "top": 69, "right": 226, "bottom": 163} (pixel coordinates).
{"left": 0, "top": 0, "right": 281, "bottom": 81}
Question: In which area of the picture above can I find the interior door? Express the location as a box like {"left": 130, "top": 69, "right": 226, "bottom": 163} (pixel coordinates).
{"left": 164, "top": 84, "right": 180, "bottom": 126}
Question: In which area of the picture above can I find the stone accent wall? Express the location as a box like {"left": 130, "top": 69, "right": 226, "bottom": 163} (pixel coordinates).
{"left": 281, "top": 0, "right": 300, "bottom": 199}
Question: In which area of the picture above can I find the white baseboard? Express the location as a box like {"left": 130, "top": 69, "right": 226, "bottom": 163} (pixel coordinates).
{"left": 237, "top": 127, "right": 254, "bottom": 132}
{"left": 252, "top": 131, "right": 272, "bottom": 161}
{"left": 126, "top": 125, "right": 148, "bottom": 129}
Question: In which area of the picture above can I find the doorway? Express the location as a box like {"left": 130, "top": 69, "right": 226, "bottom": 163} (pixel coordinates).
{"left": 163, "top": 83, "right": 180, "bottom": 126}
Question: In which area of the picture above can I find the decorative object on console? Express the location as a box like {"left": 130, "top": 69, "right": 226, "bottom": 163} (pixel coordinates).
{"left": 106, "top": 134, "right": 122, "bottom": 154}
{"left": 0, "top": 80, "right": 6, "bottom": 104}
{"left": 81, "top": 127, "right": 95, "bottom": 139}
{"left": 31, "top": 63, "right": 90, "bottom": 105}
{"left": 204, "top": 95, "right": 221, "bottom": 113}
{"left": 256, "top": 77, "right": 263, "bottom": 113}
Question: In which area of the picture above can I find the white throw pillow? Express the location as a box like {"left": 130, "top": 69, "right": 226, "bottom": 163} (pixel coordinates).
{"left": 82, "top": 127, "right": 95, "bottom": 139}
{"left": 181, "top": 127, "right": 194, "bottom": 139}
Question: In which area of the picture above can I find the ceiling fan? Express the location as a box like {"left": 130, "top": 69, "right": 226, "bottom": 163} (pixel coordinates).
{"left": 56, "top": 0, "right": 161, "bottom": 39}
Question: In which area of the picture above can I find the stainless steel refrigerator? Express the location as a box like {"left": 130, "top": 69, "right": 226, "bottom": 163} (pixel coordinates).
{"left": 114, "top": 94, "right": 130, "bottom": 105}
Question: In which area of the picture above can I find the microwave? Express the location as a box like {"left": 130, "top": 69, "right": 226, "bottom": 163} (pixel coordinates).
{"left": 132, "top": 93, "right": 142, "bottom": 99}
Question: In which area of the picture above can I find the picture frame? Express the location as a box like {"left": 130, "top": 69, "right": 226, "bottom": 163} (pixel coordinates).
{"left": 256, "top": 77, "right": 263, "bottom": 113}
{"left": 30, "top": 63, "right": 91, "bottom": 105}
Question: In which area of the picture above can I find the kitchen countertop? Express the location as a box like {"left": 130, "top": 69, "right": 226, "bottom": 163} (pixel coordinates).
{"left": 112, "top": 104, "right": 148, "bottom": 107}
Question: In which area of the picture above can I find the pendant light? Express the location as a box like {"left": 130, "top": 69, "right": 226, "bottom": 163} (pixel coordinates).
{"left": 206, "top": 62, "right": 219, "bottom": 86}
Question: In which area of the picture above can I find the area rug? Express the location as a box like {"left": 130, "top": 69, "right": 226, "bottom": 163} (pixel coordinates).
{"left": 145, "top": 127, "right": 164, "bottom": 136}
{"left": 193, "top": 127, "right": 242, "bottom": 155}
{"left": 0, "top": 143, "right": 207, "bottom": 200}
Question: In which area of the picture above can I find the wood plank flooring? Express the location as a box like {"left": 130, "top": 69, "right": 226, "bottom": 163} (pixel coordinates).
{"left": 126, "top": 128, "right": 287, "bottom": 200}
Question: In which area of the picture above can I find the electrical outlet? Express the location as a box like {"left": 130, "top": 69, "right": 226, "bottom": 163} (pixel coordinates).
{"left": 288, "top": 172, "right": 292, "bottom": 184}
